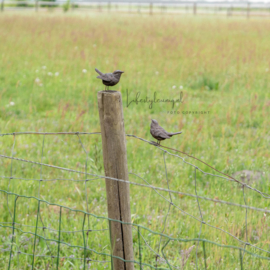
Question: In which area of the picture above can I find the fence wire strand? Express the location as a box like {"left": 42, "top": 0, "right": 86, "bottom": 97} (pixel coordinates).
{"left": 0, "top": 131, "right": 269, "bottom": 269}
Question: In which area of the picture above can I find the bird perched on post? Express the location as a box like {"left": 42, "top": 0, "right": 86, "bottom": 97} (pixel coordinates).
{"left": 150, "top": 119, "right": 182, "bottom": 145}
{"left": 95, "top": 68, "right": 124, "bottom": 91}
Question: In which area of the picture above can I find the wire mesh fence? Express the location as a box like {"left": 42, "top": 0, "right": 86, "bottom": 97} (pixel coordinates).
{"left": 0, "top": 131, "right": 270, "bottom": 269}
{"left": 2, "top": 0, "right": 270, "bottom": 18}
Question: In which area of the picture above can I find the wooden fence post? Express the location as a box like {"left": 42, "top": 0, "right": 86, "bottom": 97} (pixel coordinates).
{"left": 193, "top": 2, "right": 197, "bottom": 15}
{"left": 247, "top": 2, "right": 250, "bottom": 18}
{"left": 97, "top": 91, "right": 134, "bottom": 270}
{"left": 35, "top": 0, "right": 38, "bottom": 12}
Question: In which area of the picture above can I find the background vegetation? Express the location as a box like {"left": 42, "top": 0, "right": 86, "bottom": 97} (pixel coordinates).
{"left": 0, "top": 11, "right": 270, "bottom": 269}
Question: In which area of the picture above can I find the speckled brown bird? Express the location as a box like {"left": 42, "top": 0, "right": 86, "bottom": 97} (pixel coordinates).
{"left": 95, "top": 68, "right": 124, "bottom": 91}
{"left": 150, "top": 119, "right": 182, "bottom": 145}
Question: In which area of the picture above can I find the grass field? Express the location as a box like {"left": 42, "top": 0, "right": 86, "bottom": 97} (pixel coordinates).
{"left": 0, "top": 11, "right": 270, "bottom": 269}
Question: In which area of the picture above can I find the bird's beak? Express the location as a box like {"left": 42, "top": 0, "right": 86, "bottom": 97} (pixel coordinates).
{"left": 121, "top": 71, "right": 124, "bottom": 73}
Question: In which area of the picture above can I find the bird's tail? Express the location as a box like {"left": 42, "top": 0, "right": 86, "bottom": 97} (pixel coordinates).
{"left": 169, "top": 131, "right": 182, "bottom": 136}
{"left": 95, "top": 68, "right": 103, "bottom": 76}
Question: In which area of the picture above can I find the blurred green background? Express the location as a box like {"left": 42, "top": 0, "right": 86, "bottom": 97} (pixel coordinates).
{"left": 0, "top": 12, "right": 270, "bottom": 269}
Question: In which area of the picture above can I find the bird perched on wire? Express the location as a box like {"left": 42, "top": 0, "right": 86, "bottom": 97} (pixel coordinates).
{"left": 95, "top": 68, "right": 124, "bottom": 91}
{"left": 150, "top": 119, "right": 182, "bottom": 145}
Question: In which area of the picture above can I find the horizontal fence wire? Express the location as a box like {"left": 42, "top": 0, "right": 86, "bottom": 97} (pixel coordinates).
{"left": 1, "top": 0, "right": 270, "bottom": 26}
{"left": 2, "top": 0, "right": 270, "bottom": 14}
{"left": 0, "top": 131, "right": 269, "bottom": 269}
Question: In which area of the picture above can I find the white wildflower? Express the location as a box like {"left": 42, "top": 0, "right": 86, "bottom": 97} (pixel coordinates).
{"left": 10, "top": 101, "right": 15, "bottom": 106}
{"left": 82, "top": 69, "right": 87, "bottom": 73}
{"left": 48, "top": 72, "right": 52, "bottom": 76}
{"left": 172, "top": 85, "right": 176, "bottom": 89}
{"left": 55, "top": 72, "right": 59, "bottom": 76}
{"left": 42, "top": 66, "right": 46, "bottom": 70}
{"left": 179, "top": 85, "right": 183, "bottom": 89}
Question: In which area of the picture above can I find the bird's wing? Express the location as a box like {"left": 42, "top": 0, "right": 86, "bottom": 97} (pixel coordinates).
{"left": 97, "top": 73, "right": 114, "bottom": 82}
{"left": 155, "top": 126, "right": 171, "bottom": 139}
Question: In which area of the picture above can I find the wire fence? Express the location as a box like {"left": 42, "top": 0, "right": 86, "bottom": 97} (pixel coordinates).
{"left": 0, "top": 131, "right": 270, "bottom": 269}
{"left": 2, "top": 0, "right": 270, "bottom": 18}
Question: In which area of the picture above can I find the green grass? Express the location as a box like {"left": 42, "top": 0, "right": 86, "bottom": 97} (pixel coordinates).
{"left": 0, "top": 11, "right": 270, "bottom": 269}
